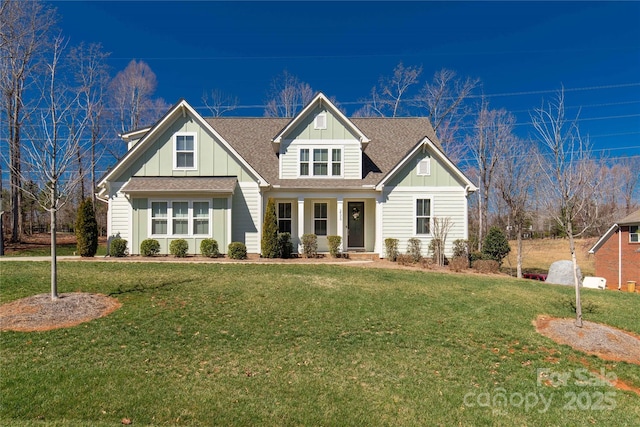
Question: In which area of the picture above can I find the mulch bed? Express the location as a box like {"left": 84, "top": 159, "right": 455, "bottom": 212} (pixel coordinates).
{"left": 0, "top": 293, "right": 120, "bottom": 332}
{"left": 535, "top": 315, "right": 640, "bottom": 365}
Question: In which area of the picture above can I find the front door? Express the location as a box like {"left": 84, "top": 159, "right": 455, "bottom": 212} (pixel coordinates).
{"left": 347, "top": 202, "right": 365, "bottom": 248}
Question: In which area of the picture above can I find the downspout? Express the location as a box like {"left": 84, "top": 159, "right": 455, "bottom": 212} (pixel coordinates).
{"left": 618, "top": 226, "right": 622, "bottom": 290}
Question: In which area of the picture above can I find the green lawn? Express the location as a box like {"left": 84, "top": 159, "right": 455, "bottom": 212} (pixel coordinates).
{"left": 1, "top": 262, "right": 638, "bottom": 426}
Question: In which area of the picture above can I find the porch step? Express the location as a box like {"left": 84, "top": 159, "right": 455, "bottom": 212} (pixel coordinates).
{"left": 346, "top": 252, "right": 379, "bottom": 261}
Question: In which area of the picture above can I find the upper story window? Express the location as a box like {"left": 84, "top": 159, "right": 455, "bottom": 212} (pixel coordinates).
{"left": 630, "top": 225, "right": 639, "bottom": 243}
{"left": 299, "top": 147, "right": 342, "bottom": 177}
{"left": 174, "top": 133, "right": 197, "bottom": 169}
{"left": 314, "top": 113, "right": 327, "bottom": 130}
{"left": 417, "top": 156, "right": 431, "bottom": 176}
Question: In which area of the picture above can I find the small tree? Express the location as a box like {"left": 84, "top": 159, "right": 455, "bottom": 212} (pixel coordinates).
{"left": 482, "top": 226, "right": 510, "bottom": 266}
{"left": 75, "top": 198, "right": 98, "bottom": 257}
{"left": 261, "top": 198, "right": 278, "bottom": 258}
{"left": 431, "top": 217, "right": 453, "bottom": 266}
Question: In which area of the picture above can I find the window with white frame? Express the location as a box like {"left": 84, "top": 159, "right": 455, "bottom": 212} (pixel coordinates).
{"left": 150, "top": 200, "right": 210, "bottom": 236}
{"left": 417, "top": 156, "right": 431, "bottom": 176}
{"left": 299, "top": 147, "right": 342, "bottom": 177}
{"left": 193, "top": 202, "right": 210, "bottom": 235}
{"left": 151, "top": 202, "right": 168, "bottom": 235}
{"left": 416, "top": 199, "right": 431, "bottom": 235}
{"left": 630, "top": 225, "right": 639, "bottom": 243}
{"left": 314, "top": 203, "right": 328, "bottom": 236}
{"left": 174, "top": 133, "right": 196, "bottom": 169}
{"left": 278, "top": 202, "right": 292, "bottom": 234}
{"left": 300, "top": 148, "right": 310, "bottom": 176}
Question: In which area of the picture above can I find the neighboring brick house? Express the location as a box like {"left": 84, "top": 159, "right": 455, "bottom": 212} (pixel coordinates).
{"left": 589, "top": 209, "right": 640, "bottom": 290}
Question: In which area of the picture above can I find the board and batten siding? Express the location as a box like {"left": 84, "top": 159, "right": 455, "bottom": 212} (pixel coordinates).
{"left": 130, "top": 197, "right": 229, "bottom": 255}
{"left": 113, "top": 114, "right": 256, "bottom": 183}
{"left": 387, "top": 149, "right": 466, "bottom": 188}
{"left": 107, "top": 182, "right": 131, "bottom": 252}
{"left": 382, "top": 187, "right": 468, "bottom": 257}
{"left": 279, "top": 106, "right": 362, "bottom": 180}
{"left": 232, "top": 182, "right": 261, "bottom": 253}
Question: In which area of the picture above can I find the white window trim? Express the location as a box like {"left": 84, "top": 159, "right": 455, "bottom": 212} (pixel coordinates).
{"left": 630, "top": 226, "right": 639, "bottom": 243}
{"left": 297, "top": 146, "right": 343, "bottom": 178}
{"left": 414, "top": 195, "right": 433, "bottom": 236}
{"left": 417, "top": 156, "right": 431, "bottom": 176}
{"left": 313, "top": 201, "right": 329, "bottom": 236}
{"left": 148, "top": 199, "right": 212, "bottom": 237}
{"left": 173, "top": 132, "right": 198, "bottom": 170}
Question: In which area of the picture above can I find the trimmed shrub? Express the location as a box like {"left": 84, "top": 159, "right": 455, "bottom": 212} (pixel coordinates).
{"left": 140, "top": 239, "right": 160, "bottom": 257}
{"left": 420, "top": 257, "right": 434, "bottom": 269}
{"left": 169, "top": 239, "right": 189, "bottom": 257}
{"left": 75, "top": 198, "right": 98, "bottom": 257}
{"left": 472, "top": 259, "right": 500, "bottom": 274}
{"left": 407, "top": 238, "right": 422, "bottom": 262}
{"left": 482, "top": 226, "right": 511, "bottom": 265}
{"left": 469, "top": 251, "right": 486, "bottom": 263}
{"left": 327, "top": 235, "right": 342, "bottom": 258}
{"left": 452, "top": 239, "right": 468, "bottom": 259}
{"left": 261, "top": 198, "right": 279, "bottom": 258}
{"left": 449, "top": 256, "right": 469, "bottom": 272}
{"left": 301, "top": 233, "right": 318, "bottom": 258}
{"left": 200, "top": 239, "right": 219, "bottom": 258}
{"left": 228, "top": 242, "right": 247, "bottom": 260}
{"left": 396, "top": 254, "right": 415, "bottom": 266}
{"left": 277, "top": 233, "right": 294, "bottom": 259}
{"left": 384, "top": 238, "right": 399, "bottom": 262}
{"left": 109, "top": 238, "right": 128, "bottom": 257}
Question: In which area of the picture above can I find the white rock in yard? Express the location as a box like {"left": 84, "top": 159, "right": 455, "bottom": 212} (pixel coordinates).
{"left": 546, "top": 260, "right": 582, "bottom": 286}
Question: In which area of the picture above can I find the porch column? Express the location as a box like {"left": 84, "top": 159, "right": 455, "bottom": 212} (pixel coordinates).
{"left": 297, "top": 197, "right": 305, "bottom": 254}
{"left": 375, "top": 194, "right": 384, "bottom": 256}
{"left": 336, "top": 197, "right": 344, "bottom": 252}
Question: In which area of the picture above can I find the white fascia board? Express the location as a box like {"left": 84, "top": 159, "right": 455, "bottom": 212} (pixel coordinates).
{"left": 272, "top": 93, "right": 370, "bottom": 144}
{"left": 97, "top": 100, "right": 270, "bottom": 189}
{"left": 375, "top": 137, "right": 478, "bottom": 192}
{"left": 588, "top": 223, "right": 619, "bottom": 254}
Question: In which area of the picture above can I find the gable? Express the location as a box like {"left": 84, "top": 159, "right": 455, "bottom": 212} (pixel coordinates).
{"left": 285, "top": 105, "right": 362, "bottom": 141}
{"left": 386, "top": 146, "right": 468, "bottom": 188}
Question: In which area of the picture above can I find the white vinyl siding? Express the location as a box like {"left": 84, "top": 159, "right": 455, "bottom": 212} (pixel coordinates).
{"left": 382, "top": 187, "right": 468, "bottom": 257}
{"left": 108, "top": 182, "right": 131, "bottom": 247}
{"left": 232, "top": 182, "right": 261, "bottom": 253}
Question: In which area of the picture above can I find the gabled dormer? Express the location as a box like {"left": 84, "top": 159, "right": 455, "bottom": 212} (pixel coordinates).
{"left": 271, "top": 93, "right": 370, "bottom": 180}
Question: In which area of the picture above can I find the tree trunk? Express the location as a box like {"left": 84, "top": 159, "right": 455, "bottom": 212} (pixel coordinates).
{"left": 50, "top": 188, "right": 58, "bottom": 300}
{"left": 567, "top": 222, "right": 582, "bottom": 327}
{"left": 516, "top": 226, "right": 523, "bottom": 279}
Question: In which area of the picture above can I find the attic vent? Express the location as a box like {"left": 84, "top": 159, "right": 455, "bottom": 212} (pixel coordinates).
{"left": 417, "top": 156, "right": 431, "bottom": 176}
{"left": 314, "top": 113, "right": 327, "bottom": 130}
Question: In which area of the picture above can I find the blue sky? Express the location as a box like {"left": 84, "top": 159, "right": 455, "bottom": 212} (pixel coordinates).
{"left": 52, "top": 1, "right": 640, "bottom": 160}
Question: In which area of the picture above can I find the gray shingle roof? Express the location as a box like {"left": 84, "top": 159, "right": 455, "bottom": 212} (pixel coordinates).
{"left": 618, "top": 209, "right": 640, "bottom": 225}
{"left": 206, "top": 117, "right": 439, "bottom": 189}
{"left": 121, "top": 177, "right": 237, "bottom": 193}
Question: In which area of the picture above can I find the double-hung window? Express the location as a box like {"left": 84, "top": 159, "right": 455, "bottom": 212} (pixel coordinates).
{"left": 416, "top": 199, "right": 431, "bottom": 235}
{"left": 174, "top": 133, "right": 196, "bottom": 169}
{"left": 193, "top": 202, "right": 210, "bottom": 235}
{"left": 314, "top": 203, "right": 328, "bottom": 236}
{"left": 332, "top": 149, "right": 341, "bottom": 176}
{"left": 151, "top": 202, "right": 168, "bottom": 235}
{"left": 313, "top": 149, "right": 328, "bottom": 176}
{"left": 630, "top": 225, "right": 639, "bottom": 243}
{"left": 300, "top": 149, "right": 310, "bottom": 176}
{"left": 278, "top": 202, "right": 292, "bottom": 233}
{"left": 172, "top": 202, "right": 189, "bottom": 235}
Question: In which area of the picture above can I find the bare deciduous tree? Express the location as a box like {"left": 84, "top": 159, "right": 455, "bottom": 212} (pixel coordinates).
{"left": 0, "top": 0, "right": 56, "bottom": 242}
{"left": 264, "top": 70, "right": 314, "bottom": 118}
{"left": 109, "top": 59, "right": 168, "bottom": 138}
{"left": 69, "top": 42, "right": 110, "bottom": 205}
{"left": 414, "top": 69, "right": 479, "bottom": 162}
{"left": 202, "top": 89, "right": 238, "bottom": 117}
{"left": 496, "top": 138, "right": 538, "bottom": 278}
{"left": 468, "top": 100, "right": 514, "bottom": 250}
{"left": 532, "top": 89, "right": 600, "bottom": 328}
{"left": 611, "top": 157, "right": 640, "bottom": 215}
{"left": 20, "top": 34, "right": 87, "bottom": 299}
{"left": 431, "top": 217, "right": 454, "bottom": 267}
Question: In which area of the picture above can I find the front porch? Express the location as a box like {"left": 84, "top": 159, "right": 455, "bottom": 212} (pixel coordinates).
{"left": 269, "top": 195, "right": 381, "bottom": 255}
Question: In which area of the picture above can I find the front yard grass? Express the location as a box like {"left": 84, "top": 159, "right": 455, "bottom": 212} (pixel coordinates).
{"left": 1, "top": 262, "right": 638, "bottom": 426}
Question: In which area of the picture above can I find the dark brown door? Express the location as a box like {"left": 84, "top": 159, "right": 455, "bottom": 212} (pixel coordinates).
{"left": 347, "top": 202, "right": 365, "bottom": 248}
